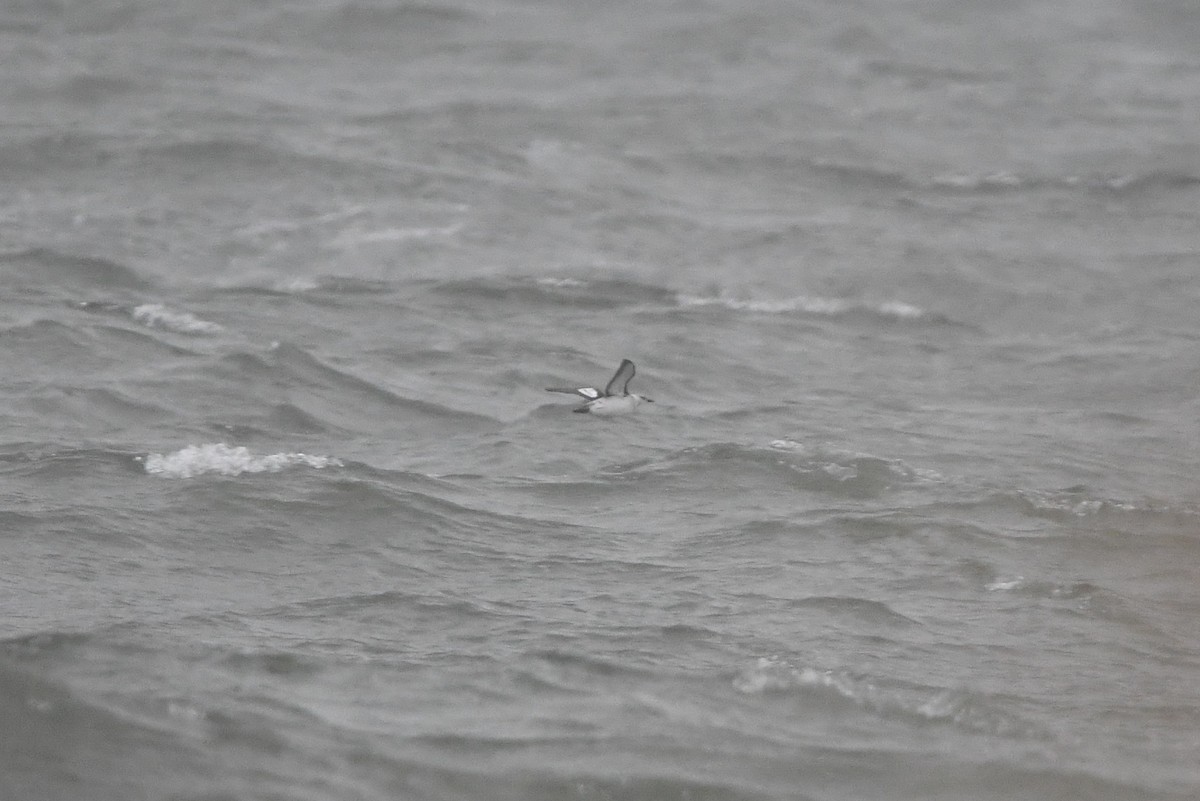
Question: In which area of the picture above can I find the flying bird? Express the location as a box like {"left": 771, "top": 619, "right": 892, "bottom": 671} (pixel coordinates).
{"left": 546, "top": 359, "right": 654, "bottom": 416}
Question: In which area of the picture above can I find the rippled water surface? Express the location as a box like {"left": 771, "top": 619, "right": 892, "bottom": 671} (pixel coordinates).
{"left": 3, "top": 1, "right": 1200, "bottom": 799}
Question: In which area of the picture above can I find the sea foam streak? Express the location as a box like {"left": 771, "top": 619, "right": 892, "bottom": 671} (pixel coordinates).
{"left": 131, "top": 304, "right": 223, "bottom": 335}
{"left": 142, "top": 443, "right": 342, "bottom": 478}
{"left": 676, "top": 293, "right": 927, "bottom": 320}
{"left": 733, "top": 657, "right": 1041, "bottom": 738}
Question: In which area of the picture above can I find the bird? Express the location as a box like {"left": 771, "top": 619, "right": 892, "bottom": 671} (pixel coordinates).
{"left": 546, "top": 359, "right": 654, "bottom": 416}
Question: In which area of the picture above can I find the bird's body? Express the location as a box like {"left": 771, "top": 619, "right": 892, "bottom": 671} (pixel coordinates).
{"left": 573, "top": 393, "right": 649, "bottom": 416}
{"left": 546, "top": 359, "right": 653, "bottom": 416}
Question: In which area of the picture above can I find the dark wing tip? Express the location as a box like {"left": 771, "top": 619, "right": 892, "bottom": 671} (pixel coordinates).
{"left": 604, "top": 359, "right": 636, "bottom": 396}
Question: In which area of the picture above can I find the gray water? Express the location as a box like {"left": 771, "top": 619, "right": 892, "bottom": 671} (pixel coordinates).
{"left": 3, "top": 1, "right": 1200, "bottom": 799}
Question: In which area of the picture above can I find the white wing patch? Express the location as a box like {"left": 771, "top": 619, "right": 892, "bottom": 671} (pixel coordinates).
{"left": 546, "top": 386, "right": 602, "bottom": 399}
{"left": 547, "top": 359, "right": 647, "bottom": 413}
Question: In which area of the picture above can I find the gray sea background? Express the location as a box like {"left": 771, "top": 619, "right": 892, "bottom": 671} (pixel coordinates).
{"left": 3, "top": 1, "right": 1200, "bottom": 799}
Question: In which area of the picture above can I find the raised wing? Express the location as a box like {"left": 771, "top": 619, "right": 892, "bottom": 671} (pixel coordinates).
{"left": 546, "top": 386, "right": 601, "bottom": 400}
{"left": 603, "top": 359, "right": 636, "bottom": 397}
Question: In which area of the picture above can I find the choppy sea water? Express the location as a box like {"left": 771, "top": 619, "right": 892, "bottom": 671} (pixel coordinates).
{"left": 3, "top": 1, "right": 1200, "bottom": 799}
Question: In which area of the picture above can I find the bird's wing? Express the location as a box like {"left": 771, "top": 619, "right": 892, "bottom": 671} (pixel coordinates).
{"left": 603, "top": 359, "right": 635, "bottom": 396}
{"left": 546, "top": 386, "right": 602, "bottom": 400}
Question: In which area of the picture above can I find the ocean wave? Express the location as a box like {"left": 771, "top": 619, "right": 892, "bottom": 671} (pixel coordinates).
{"left": 23, "top": 71, "right": 142, "bottom": 105}
{"left": 685, "top": 153, "right": 911, "bottom": 194}
{"left": 136, "top": 137, "right": 387, "bottom": 184}
{"left": 233, "top": 203, "right": 370, "bottom": 239}
{"left": 60, "top": 311, "right": 202, "bottom": 362}
{"left": 13, "top": 2, "right": 139, "bottom": 34}
{"left": 0, "top": 650, "right": 236, "bottom": 800}
{"left": 225, "top": 342, "right": 498, "bottom": 428}
{"left": 35, "top": 389, "right": 175, "bottom": 435}
{"left": 428, "top": 274, "right": 677, "bottom": 309}
{"left": 73, "top": 300, "right": 221, "bottom": 340}
{"left": 675, "top": 292, "right": 932, "bottom": 321}
{"left": 0, "top": 319, "right": 176, "bottom": 379}
{"left": 329, "top": 222, "right": 464, "bottom": 250}
{"left": 217, "top": 274, "right": 396, "bottom": 296}
{"left": 0, "top": 132, "right": 120, "bottom": 177}
{"left": 141, "top": 443, "right": 343, "bottom": 479}
{"left": 401, "top": 275, "right": 945, "bottom": 327}
{"left": 784, "top": 596, "right": 922, "bottom": 627}
{"left": 984, "top": 575, "right": 1100, "bottom": 601}
{"left": 303, "top": 1, "right": 481, "bottom": 51}
{"left": 328, "top": 2, "right": 480, "bottom": 27}
{"left": 130, "top": 304, "right": 223, "bottom": 335}
{"left": 252, "top": 403, "right": 338, "bottom": 435}
{"left": 0, "top": 447, "right": 148, "bottom": 482}
{"left": 608, "top": 440, "right": 927, "bottom": 500}
{"left": 929, "top": 169, "right": 1200, "bottom": 195}
{"left": 955, "top": 557, "right": 1106, "bottom": 602}
{"left": 516, "top": 649, "right": 654, "bottom": 694}
{"left": 273, "top": 587, "right": 502, "bottom": 623}
{"left": 947, "top": 486, "right": 1200, "bottom": 535}
{"left": 863, "top": 58, "right": 1001, "bottom": 86}
{"left": 929, "top": 170, "right": 1031, "bottom": 191}
{"left": 0, "top": 316, "right": 144, "bottom": 376}
{"left": 0, "top": 248, "right": 150, "bottom": 291}
{"left": 0, "top": 659, "right": 128, "bottom": 781}
{"left": 1013, "top": 487, "right": 1199, "bottom": 523}
{"left": 226, "top": 203, "right": 465, "bottom": 256}
{"left": 807, "top": 158, "right": 912, "bottom": 191}
{"left": 733, "top": 656, "right": 1045, "bottom": 739}
{"left": 1095, "top": 170, "right": 1200, "bottom": 194}
{"left": 805, "top": 157, "right": 1200, "bottom": 197}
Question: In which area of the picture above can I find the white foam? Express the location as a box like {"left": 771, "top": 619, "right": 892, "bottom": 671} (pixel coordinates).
{"left": 986, "top": 576, "right": 1025, "bottom": 592}
{"left": 875, "top": 300, "right": 926, "bottom": 319}
{"left": 142, "top": 443, "right": 342, "bottom": 478}
{"left": 734, "top": 658, "right": 931, "bottom": 720}
{"left": 931, "top": 170, "right": 1023, "bottom": 189}
{"left": 734, "top": 656, "right": 1037, "bottom": 737}
{"left": 676, "top": 293, "right": 926, "bottom": 320}
{"left": 132, "top": 304, "right": 223, "bottom": 335}
{"left": 732, "top": 656, "right": 829, "bottom": 694}
{"left": 273, "top": 277, "right": 323, "bottom": 293}
{"left": 677, "top": 293, "right": 846, "bottom": 315}
{"left": 535, "top": 277, "right": 588, "bottom": 288}
{"left": 1018, "top": 489, "right": 1140, "bottom": 518}
{"left": 733, "top": 657, "right": 878, "bottom": 706}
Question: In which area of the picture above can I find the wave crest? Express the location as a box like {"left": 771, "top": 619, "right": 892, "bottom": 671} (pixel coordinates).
{"left": 141, "top": 443, "right": 342, "bottom": 479}
{"left": 607, "top": 440, "right": 927, "bottom": 501}
{"left": 430, "top": 274, "right": 677, "bottom": 309}
{"left": 733, "top": 656, "right": 1044, "bottom": 738}
{"left": 0, "top": 248, "right": 150, "bottom": 290}
{"left": 131, "top": 304, "right": 223, "bottom": 335}
{"left": 675, "top": 292, "right": 935, "bottom": 322}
